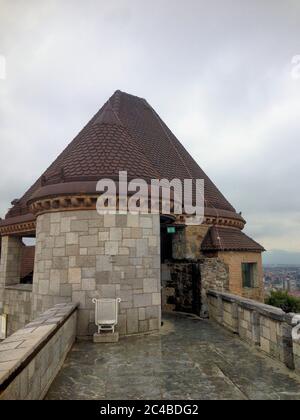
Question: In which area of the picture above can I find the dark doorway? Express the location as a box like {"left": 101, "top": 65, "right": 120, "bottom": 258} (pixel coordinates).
{"left": 173, "top": 263, "right": 201, "bottom": 315}
{"left": 161, "top": 262, "right": 202, "bottom": 316}
{"left": 160, "top": 215, "right": 202, "bottom": 316}
{"left": 160, "top": 227, "right": 173, "bottom": 262}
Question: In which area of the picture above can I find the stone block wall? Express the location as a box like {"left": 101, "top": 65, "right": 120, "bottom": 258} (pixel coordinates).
{"left": 205, "top": 289, "right": 220, "bottom": 321}
{"left": 161, "top": 262, "right": 201, "bottom": 315}
{"left": 161, "top": 258, "right": 229, "bottom": 318}
{"left": 238, "top": 306, "right": 260, "bottom": 345}
{"left": 222, "top": 300, "right": 238, "bottom": 333}
{"left": 0, "top": 236, "right": 24, "bottom": 314}
{"left": 172, "top": 224, "right": 209, "bottom": 260}
{"left": 207, "top": 290, "right": 297, "bottom": 371}
{"left": 185, "top": 225, "right": 210, "bottom": 260}
{"left": 200, "top": 258, "right": 229, "bottom": 317}
{"left": 172, "top": 228, "right": 186, "bottom": 260}
{"left": 161, "top": 264, "right": 175, "bottom": 312}
{"left": 218, "top": 251, "right": 264, "bottom": 302}
{"left": 0, "top": 236, "right": 33, "bottom": 336}
{"left": 32, "top": 210, "right": 161, "bottom": 338}
{"left": 0, "top": 303, "right": 77, "bottom": 400}
{"left": 0, "top": 236, "right": 23, "bottom": 289}
{"left": 2, "top": 286, "right": 32, "bottom": 336}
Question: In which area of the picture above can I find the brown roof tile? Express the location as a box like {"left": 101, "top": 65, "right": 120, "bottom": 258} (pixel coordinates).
{"left": 2, "top": 90, "right": 242, "bottom": 223}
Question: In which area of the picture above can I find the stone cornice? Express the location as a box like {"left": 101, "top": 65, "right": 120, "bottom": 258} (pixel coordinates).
{"left": 0, "top": 193, "right": 245, "bottom": 235}
{"left": 29, "top": 194, "right": 179, "bottom": 216}
{"left": 28, "top": 194, "right": 245, "bottom": 230}
{"left": 0, "top": 220, "right": 36, "bottom": 236}
{"left": 176, "top": 214, "right": 245, "bottom": 230}
{"left": 204, "top": 217, "right": 244, "bottom": 229}
{"left": 29, "top": 195, "right": 99, "bottom": 215}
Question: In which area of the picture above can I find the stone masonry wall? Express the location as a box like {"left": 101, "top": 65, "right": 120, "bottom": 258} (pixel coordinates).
{"left": 294, "top": 338, "right": 300, "bottom": 375}
{"left": 3, "top": 286, "right": 32, "bottom": 336}
{"left": 0, "top": 237, "right": 32, "bottom": 336}
{"left": 185, "top": 225, "right": 210, "bottom": 260}
{"left": 161, "top": 262, "right": 201, "bottom": 315}
{"left": 172, "top": 224, "right": 209, "bottom": 260}
{"left": 0, "top": 303, "right": 77, "bottom": 400}
{"left": 0, "top": 236, "right": 23, "bottom": 288}
{"left": 200, "top": 258, "right": 229, "bottom": 317}
{"left": 207, "top": 290, "right": 297, "bottom": 371}
{"left": 32, "top": 210, "right": 161, "bottom": 338}
{"left": 0, "top": 236, "right": 24, "bottom": 314}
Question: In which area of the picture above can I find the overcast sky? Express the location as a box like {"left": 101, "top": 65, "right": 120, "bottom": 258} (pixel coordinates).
{"left": 0, "top": 0, "right": 299, "bottom": 263}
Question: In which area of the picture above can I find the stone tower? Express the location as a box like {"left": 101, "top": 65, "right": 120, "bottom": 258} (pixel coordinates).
{"left": 0, "top": 90, "right": 264, "bottom": 337}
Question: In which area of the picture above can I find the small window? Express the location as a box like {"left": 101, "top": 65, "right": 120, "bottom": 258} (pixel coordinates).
{"left": 242, "top": 263, "right": 257, "bottom": 288}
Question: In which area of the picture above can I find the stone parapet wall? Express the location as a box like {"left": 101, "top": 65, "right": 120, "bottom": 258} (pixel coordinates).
{"left": 33, "top": 210, "right": 161, "bottom": 338}
{"left": 294, "top": 339, "right": 300, "bottom": 373}
{"left": 2, "top": 285, "right": 32, "bottom": 335}
{"left": 0, "top": 303, "right": 78, "bottom": 400}
{"left": 207, "top": 290, "right": 300, "bottom": 373}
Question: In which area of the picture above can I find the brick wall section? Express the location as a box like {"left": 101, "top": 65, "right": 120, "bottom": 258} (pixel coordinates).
{"left": 207, "top": 290, "right": 297, "bottom": 371}
{"left": 3, "top": 286, "right": 32, "bottom": 335}
{"left": 32, "top": 210, "right": 161, "bottom": 338}
{"left": 0, "top": 303, "right": 77, "bottom": 400}
{"left": 218, "top": 251, "right": 264, "bottom": 302}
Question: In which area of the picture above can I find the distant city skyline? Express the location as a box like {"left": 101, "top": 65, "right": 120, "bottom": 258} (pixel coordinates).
{"left": 264, "top": 265, "right": 300, "bottom": 298}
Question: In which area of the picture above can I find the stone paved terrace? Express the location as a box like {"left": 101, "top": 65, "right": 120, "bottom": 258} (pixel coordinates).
{"left": 46, "top": 313, "right": 300, "bottom": 400}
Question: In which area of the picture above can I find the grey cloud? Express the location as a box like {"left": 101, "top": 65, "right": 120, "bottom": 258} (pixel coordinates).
{"left": 0, "top": 0, "right": 300, "bottom": 261}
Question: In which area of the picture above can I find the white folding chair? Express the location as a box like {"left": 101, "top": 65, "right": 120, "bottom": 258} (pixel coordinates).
{"left": 92, "top": 298, "right": 121, "bottom": 334}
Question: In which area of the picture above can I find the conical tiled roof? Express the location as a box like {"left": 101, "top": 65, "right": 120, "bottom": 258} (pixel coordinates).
{"left": 2, "top": 90, "right": 244, "bottom": 225}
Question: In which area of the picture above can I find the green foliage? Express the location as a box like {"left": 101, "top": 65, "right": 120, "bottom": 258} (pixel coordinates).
{"left": 265, "top": 290, "right": 300, "bottom": 313}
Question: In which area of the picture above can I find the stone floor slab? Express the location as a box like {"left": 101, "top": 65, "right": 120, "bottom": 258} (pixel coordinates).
{"left": 46, "top": 313, "right": 300, "bottom": 400}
